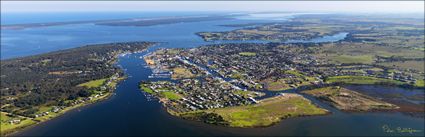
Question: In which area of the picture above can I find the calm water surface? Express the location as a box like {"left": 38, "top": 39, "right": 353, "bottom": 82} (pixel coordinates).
{"left": 2, "top": 12, "right": 423, "bottom": 136}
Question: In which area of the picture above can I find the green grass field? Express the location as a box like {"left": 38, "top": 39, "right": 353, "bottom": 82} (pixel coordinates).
{"left": 139, "top": 82, "right": 182, "bottom": 100}
{"left": 239, "top": 52, "right": 256, "bottom": 56}
{"left": 160, "top": 91, "right": 182, "bottom": 101}
{"left": 172, "top": 67, "right": 196, "bottom": 79}
{"left": 1, "top": 112, "right": 37, "bottom": 135}
{"left": 78, "top": 78, "right": 108, "bottom": 88}
{"left": 207, "top": 94, "right": 328, "bottom": 127}
{"left": 415, "top": 80, "right": 425, "bottom": 88}
{"left": 326, "top": 76, "right": 405, "bottom": 85}
{"left": 140, "top": 84, "right": 155, "bottom": 94}
{"left": 330, "top": 55, "right": 374, "bottom": 64}
{"left": 36, "top": 106, "right": 52, "bottom": 113}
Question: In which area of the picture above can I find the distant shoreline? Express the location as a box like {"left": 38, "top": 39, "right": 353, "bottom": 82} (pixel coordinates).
{"left": 1, "top": 14, "right": 238, "bottom": 30}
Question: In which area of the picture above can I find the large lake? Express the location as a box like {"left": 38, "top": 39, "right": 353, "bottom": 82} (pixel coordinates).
{"left": 2, "top": 12, "right": 423, "bottom": 136}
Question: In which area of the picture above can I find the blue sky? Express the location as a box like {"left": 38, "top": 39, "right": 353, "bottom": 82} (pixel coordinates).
{"left": 1, "top": 1, "right": 424, "bottom": 13}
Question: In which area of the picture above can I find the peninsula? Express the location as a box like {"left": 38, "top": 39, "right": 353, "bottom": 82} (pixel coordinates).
{"left": 0, "top": 42, "right": 153, "bottom": 135}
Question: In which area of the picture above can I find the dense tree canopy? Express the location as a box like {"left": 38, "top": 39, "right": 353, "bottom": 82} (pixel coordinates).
{"left": 1, "top": 42, "right": 153, "bottom": 116}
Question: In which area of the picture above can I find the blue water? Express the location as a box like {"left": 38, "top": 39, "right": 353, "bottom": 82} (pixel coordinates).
{"left": 2, "top": 12, "right": 423, "bottom": 136}
{"left": 0, "top": 11, "right": 225, "bottom": 25}
{"left": 1, "top": 12, "right": 280, "bottom": 59}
